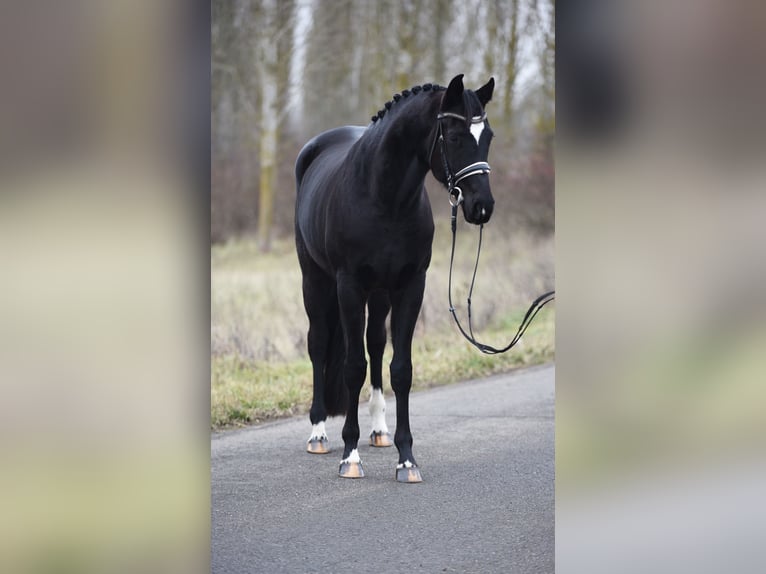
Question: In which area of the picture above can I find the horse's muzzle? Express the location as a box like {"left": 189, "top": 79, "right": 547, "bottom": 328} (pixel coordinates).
{"left": 465, "top": 197, "right": 494, "bottom": 224}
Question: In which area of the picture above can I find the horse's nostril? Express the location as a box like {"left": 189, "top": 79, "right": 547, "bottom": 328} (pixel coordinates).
{"left": 474, "top": 202, "right": 491, "bottom": 222}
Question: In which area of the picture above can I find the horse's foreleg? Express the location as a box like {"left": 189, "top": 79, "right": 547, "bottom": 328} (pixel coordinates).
{"left": 366, "top": 290, "right": 392, "bottom": 447}
{"left": 389, "top": 272, "right": 426, "bottom": 483}
{"left": 336, "top": 272, "right": 368, "bottom": 478}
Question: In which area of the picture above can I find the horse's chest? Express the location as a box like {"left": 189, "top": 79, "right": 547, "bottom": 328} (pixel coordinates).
{"left": 342, "top": 222, "right": 432, "bottom": 290}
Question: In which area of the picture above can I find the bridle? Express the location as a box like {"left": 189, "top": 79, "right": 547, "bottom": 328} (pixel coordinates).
{"left": 429, "top": 109, "right": 556, "bottom": 355}
{"left": 428, "top": 111, "right": 491, "bottom": 207}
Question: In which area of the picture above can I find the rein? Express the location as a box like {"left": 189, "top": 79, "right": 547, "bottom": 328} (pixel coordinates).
{"left": 431, "top": 111, "right": 556, "bottom": 354}
{"left": 447, "top": 204, "right": 555, "bottom": 354}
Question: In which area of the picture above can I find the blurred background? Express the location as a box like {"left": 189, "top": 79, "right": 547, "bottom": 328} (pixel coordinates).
{"left": 557, "top": 1, "right": 766, "bottom": 572}
{"left": 0, "top": 2, "right": 209, "bottom": 573}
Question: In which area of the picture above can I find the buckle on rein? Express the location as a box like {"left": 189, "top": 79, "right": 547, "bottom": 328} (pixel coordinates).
{"left": 449, "top": 186, "right": 463, "bottom": 207}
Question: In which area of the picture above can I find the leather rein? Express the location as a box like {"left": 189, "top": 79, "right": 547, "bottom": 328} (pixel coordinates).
{"left": 430, "top": 111, "right": 556, "bottom": 355}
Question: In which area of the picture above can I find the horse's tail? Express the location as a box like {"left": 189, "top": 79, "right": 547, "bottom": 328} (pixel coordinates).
{"left": 323, "top": 300, "right": 348, "bottom": 416}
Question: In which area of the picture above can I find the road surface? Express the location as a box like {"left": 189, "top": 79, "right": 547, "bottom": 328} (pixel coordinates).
{"left": 212, "top": 364, "right": 554, "bottom": 573}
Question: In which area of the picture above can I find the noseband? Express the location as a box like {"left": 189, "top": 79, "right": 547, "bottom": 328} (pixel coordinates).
{"left": 429, "top": 112, "right": 491, "bottom": 207}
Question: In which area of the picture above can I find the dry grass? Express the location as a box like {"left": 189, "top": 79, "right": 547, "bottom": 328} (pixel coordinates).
{"left": 211, "top": 223, "right": 554, "bottom": 429}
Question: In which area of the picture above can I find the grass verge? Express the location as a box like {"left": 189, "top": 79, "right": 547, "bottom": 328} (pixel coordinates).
{"left": 211, "top": 307, "right": 554, "bottom": 429}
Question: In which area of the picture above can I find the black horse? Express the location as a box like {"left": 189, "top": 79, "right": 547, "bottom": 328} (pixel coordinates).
{"left": 294, "top": 74, "right": 495, "bottom": 482}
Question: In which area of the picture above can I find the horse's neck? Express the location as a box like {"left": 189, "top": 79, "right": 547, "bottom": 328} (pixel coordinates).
{"left": 364, "top": 98, "right": 440, "bottom": 211}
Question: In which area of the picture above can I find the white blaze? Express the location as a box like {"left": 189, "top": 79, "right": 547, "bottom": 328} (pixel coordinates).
{"left": 368, "top": 388, "right": 389, "bottom": 434}
{"left": 470, "top": 121, "right": 485, "bottom": 144}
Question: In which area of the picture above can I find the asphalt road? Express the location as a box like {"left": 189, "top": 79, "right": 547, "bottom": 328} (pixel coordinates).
{"left": 212, "top": 364, "right": 554, "bottom": 574}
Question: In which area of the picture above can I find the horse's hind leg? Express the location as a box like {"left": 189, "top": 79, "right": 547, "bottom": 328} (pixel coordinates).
{"left": 298, "top": 239, "right": 338, "bottom": 454}
{"left": 303, "top": 274, "right": 337, "bottom": 454}
{"left": 367, "top": 290, "right": 392, "bottom": 447}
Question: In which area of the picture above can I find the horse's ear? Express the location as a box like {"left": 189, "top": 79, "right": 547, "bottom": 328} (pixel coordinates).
{"left": 441, "top": 74, "right": 465, "bottom": 110}
{"left": 475, "top": 77, "right": 495, "bottom": 107}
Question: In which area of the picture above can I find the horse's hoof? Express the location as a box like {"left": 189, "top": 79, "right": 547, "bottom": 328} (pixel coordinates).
{"left": 339, "top": 461, "right": 365, "bottom": 479}
{"left": 369, "top": 431, "right": 393, "bottom": 447}
{"left": 395, "top": 464, "right": 423, "bottom": 483}
{"left": 307, "top": 437, "right": 329, "bottom": 454}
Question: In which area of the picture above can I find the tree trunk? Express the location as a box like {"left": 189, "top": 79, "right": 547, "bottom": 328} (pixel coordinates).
{"left": 257, "top": 0, "right": 278, "bottom": 252}
{"left": 503, "top": 0, "right": 521, "bottom": 138}
{"left": 433, "top": 0, "right": 449, "bottom": 83}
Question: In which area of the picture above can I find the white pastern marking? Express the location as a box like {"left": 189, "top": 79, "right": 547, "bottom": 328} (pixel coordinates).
{"left": 470, "top": 121, "right": 485, "bottom": 144}
{"left": 341, "top": 448, "right": 361, "bottom": 464}
{"left": 308, "top": 421, "right": 327, "bottom": 441}
{"left": 368, "top": 388, "right": 389, "bottom": 434}
{"left": 396, "top": 460, "right": 415, "bottom": 469}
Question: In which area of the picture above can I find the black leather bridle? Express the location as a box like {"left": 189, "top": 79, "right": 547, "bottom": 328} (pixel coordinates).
{"left": 429, "top": 110, "right": 556, "bottom": 354}
{"left": 428, "top": 111, "right": 491, "bottom": 207}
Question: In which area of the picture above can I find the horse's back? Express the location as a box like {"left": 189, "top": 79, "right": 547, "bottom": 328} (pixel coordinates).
{"left": 295, "top": 125, "right": 366, "bottom": 189}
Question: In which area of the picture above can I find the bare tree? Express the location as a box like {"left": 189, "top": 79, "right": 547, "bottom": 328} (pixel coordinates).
{"left": 255, "top": 0, "right": 277, "bottom": 251}
{"left": 212, "top": 0, "right": 260, "bottom": 241}
{"left": 538, "top": 0, "right": 555, "bottom": 147}
{"left": 525, "top": 0, "right": 554, "bottom": 149}
{"left": 432, "top": 0, "right": 452, "bottom": 83}
{"left": 252, "top": 0, "right": 296, "bottom": 251}
{"left": 503, "top": 0, "right": 522, "bottom": 135}
{"left": 211, "top": 0, "right": 555, "bottom": 244}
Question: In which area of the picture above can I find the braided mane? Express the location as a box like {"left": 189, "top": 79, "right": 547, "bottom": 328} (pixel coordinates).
{"left": 370, "top": 83, "right": 445, "bottom": 123}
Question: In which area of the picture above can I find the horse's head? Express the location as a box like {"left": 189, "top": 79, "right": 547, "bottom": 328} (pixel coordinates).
{"left": 430, "top": 74, "right": 495, "bottom": 225}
